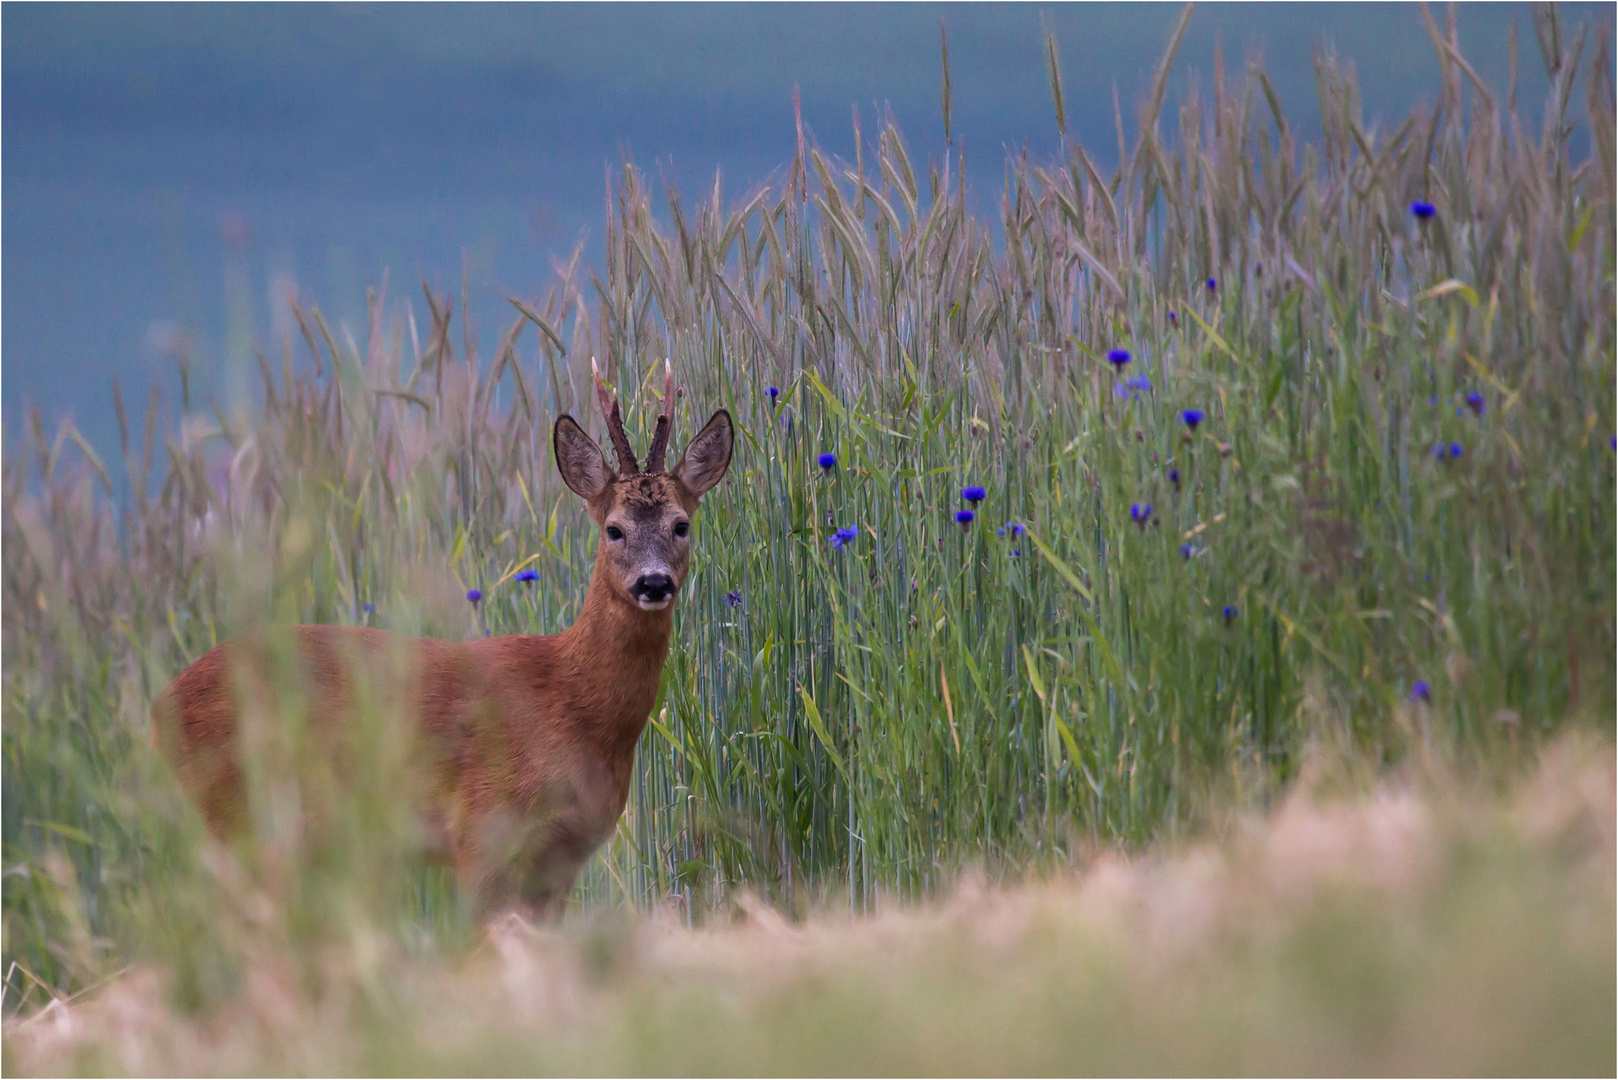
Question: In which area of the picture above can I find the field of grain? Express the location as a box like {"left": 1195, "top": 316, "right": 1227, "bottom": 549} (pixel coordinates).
{"left": 8, "top": 738, "right": 1613, "bottom": 1075}
{"left": 3, "top": 10, "right": 1613, "bottom": 1074}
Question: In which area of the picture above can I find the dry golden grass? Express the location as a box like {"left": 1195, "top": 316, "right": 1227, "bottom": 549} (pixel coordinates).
{"left": 8, "top": 735, "right": 1611, "bottom": 1076}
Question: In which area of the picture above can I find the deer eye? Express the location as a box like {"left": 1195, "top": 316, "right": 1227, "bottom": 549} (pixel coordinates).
{"left": 673, "top": 521, "right": 690, "bottom": 538}
{"left": 605, "top": 525, "right": 625, "bottom": 541}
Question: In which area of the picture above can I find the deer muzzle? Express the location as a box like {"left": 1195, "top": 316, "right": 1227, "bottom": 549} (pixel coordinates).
{"left": 631, "top": 572, "right": 676, "bottom": 609}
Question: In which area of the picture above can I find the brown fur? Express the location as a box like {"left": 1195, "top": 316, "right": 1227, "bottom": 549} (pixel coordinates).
{"left": 151, "top": 408, "right": 733, "bottom": 920}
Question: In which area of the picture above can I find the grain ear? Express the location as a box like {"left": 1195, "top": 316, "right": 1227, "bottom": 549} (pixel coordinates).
{"left": 672, "top": 409, "right": 734, "bottom": 497}
{"left": 553, "top": 414, "right": 615, "bottom": 499}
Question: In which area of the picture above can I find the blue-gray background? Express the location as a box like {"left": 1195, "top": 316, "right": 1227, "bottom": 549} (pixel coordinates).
{"left": 3, "top": 3, "right": 1606, "bottom": 458}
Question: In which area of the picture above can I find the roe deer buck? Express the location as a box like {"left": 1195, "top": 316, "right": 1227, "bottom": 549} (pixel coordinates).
{"left": 151, "top": 361, "right": 734, "bottom": 920}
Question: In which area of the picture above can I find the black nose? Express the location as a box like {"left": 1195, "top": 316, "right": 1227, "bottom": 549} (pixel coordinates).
{"left": 632, "top": 573, "right": 675, "bottom": 602}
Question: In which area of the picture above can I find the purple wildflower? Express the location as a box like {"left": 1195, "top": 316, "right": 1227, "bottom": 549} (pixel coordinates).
{"left": 1116, "top": 374, "right": 1153, "bottom": 400}
{"left": 1108, "top": 348, "right": 1131, "bottom": 368}
{"left": 1182, "top": 409, "right": 1205, "bottom": 431}
{"left": 1408, "top": 679, "right": 1432, "bottom": 703}
{"left": 1410, "top": 201, "right": 1437, "bottom": 220}
{"left": 1431, "top": 442, "right": 1465, "bottom": 462}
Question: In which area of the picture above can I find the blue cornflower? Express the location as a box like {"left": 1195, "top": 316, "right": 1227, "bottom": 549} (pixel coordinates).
{"left": 1115, "top": 374, "right": 1153, "bottom": 400}
{"left": 1180, "top": 543, "right": 1194, "bottom": 560}
{"left": 362, "top": 602, "right": 375, "bottom": 614}
{"left": 962, "top": 485, "right": 987, "bottom": 503}
{"left": 955, "top": 509, "right": 976, "bottom": 528}
{"left": 1129, "top": 502, "right": 1152, "bottom": 527}
{"left": 1107, "top": 348, "right": 1132, "bottom": 368}
{"left": 1430, "top": 442, "right": 1465, "bottom": 461}
{"left": 515, "top": 568, "right": 539, "bottom": 583}
{"left": 1167, "top": 467, "right": 1181, "bottom": 489}
{"left": 829, "top": 526, "right": 859, "bottom": 550}
{"left": 1167, "top": 310, "right": 1178, "bottom": 327}
{"left": 1222, "top": 604, "right": 1238, "bottom": 625}
{"left": 1206, "top": 276, "right": 1218, "bottom": 292}
{"left": 1427, "top": 395, "right": 1439, "bottom": 407}
{"left": 466, "top": 588, "right": 482, "bottom": 605}
{"left": 1408, "top": 679, "right": 1432, "bottom": 703}
{"left": 724, "top": 590, "right": 744, "bottom": 609}
{"left": 1410, "top": 200, "right": 1437, "bottom": 220}
{"left": 1465, "top": 391, "right": 1485, "bottom": 416}
{"left": 1011, "top": 549, "right": 1022, "bottom": 558}
{"left": 1009, "top": 522, "right": 1026, "bottom": 537}
{"left": 1182, "top": 409, "right": 1206, "bottom": 430}
{"left": 767, "top": 386, "right": 780, "bottom": 405}
{"left": 818, "top": 452, "right": 837, "bottom": 471}
{"left": 997, "top": 526, "right": 1005, "bottom": 537}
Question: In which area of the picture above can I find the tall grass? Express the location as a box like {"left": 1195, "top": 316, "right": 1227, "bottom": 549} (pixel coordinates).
{"left": 4, "top": 11, "right": 1613, "bottom": 1005}
{"left": 9, "top": 741, "right": 1614, "bottom": 1075}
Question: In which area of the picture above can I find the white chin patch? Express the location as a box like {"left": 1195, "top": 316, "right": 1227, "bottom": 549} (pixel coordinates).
{"left": 635, "top": 596, "right": 672, "bottom": 611}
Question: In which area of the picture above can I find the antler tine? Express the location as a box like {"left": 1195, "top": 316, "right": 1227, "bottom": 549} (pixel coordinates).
{"left": 591, "top": 356, "right": 640, "bottom": 474}
{"left": 644, "top": 358, "right": 678, "bottom": 473}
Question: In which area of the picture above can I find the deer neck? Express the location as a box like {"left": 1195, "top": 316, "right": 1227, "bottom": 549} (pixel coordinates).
{"left": 556, "top": 556, "right": 674, "bottom": 748}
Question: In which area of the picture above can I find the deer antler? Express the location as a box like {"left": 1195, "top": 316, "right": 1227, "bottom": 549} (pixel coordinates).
{"left": 643, "top": 358, "right": 679, "bottom": 474}
{"left": 591, "top": 357, "right": 640, "bottom": 475}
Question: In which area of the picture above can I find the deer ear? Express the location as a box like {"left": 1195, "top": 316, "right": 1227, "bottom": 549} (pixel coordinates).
{"left": 672, "top": 409, "right": 733, "bottom": 497}
{"left": 553, "top": 415, "right": 615, "bottom": 499}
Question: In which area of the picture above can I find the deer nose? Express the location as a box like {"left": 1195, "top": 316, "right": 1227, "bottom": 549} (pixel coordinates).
{"left": 632, "top": 573, "right": 676, "bottom": 603}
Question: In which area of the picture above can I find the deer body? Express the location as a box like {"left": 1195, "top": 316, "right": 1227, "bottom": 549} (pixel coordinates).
{"left": 152, "top": 367, "right": 733, "bottom": 919}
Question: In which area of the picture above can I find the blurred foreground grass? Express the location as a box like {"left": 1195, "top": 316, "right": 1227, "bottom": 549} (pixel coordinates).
{"left": 2, "top": 8, "right": 1614, "bottom": 1068}
{"left": 6, "top": 737, "right": 1612, "bottom": 1075}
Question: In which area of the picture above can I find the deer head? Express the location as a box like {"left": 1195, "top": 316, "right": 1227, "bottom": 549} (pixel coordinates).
{"left": 552, "top": 360, "right": 733, "bottom": 611}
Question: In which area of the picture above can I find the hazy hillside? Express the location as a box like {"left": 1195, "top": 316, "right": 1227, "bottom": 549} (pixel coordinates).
{"left": 3, "top": 3, "right": 1607, "bottom": 459}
